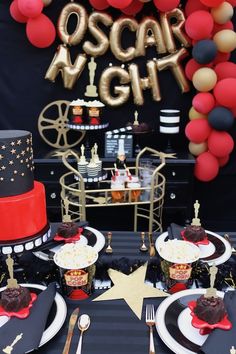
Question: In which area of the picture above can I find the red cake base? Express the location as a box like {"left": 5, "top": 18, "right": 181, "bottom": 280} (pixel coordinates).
{"left": 181, "top": 231, "right": 209, "bottom": 245}
{"left": 0, "top": 181, "right": 47, "bottom": 241}
{"left": 0, "top": 292, "right": 37, "bottom": 319}
{"left": 54, "top": 228, "right": 83, "bottom": 243}
{"left": 188, "top": 300, "right": 232, "bottom": 335}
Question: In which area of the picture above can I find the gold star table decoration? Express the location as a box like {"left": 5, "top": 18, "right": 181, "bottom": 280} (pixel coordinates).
{"left": 93, "top": 263, "right": 169, "bottom": 319}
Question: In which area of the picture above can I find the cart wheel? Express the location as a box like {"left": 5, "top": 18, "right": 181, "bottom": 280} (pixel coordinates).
{"left": 38, "top": 100, "right": 85, "bottom": 148}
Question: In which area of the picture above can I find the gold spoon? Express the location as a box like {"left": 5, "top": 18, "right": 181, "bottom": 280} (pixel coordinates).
{"left": 76, "top": 314, "right": 90, "bottom": 354}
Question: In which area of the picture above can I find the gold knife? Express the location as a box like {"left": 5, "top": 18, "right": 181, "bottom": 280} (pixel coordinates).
{"left": 62, "top": 307, "right": 80, "bottom": 354}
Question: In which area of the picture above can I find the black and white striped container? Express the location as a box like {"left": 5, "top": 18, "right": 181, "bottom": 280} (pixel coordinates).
{"left": 159, "top": 109, "right": 180, "bottom": 135}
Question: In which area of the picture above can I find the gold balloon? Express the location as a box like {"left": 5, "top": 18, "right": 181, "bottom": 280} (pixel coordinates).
{"left": 135, "top": 17, "right": 166, "bottom": 57}
{"left": 58, "top": 3, "right": 88, "bottom": 46}
{"left": 45, "top": 45, "right": 87, "bottom": 89}
{"left": 160, "top": 9, "right": 191, "bottom": 53}
{"left": 156, "top": 48, "right": 190, "bottom": 93}
{"left": 189, "top": 107, "right": 208, "bottom": 120}
{"left": 42, "top": 0, "right": 52, "bottom": 6}
{"left": 110, "top": 18, "right": 138, "bottom": 62}
{"left": 83, "top": 12, "right": 113, "bottom": 57}
{"left": 189, "top": 141, "right": 208, "bottom": 156}
{"left": 129, "top": 61, "right": 161, "bottom": 105}
{"left": 213, "top": 29, "right": 236, "bottom": 53}
{"left": 192, "top": 68, "right": 217, "bottom": 92}
{"left": 99, "top": 67, "right": 130, "bottom": 106}
{"left": 211, "top": 2, "right": 234, "bottom": 25}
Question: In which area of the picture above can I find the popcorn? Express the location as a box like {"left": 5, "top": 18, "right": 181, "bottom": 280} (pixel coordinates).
{"left": 157, "top": 239, "right": 200, "bottom": 264}
{"left": 54, "top": 244, "right": 98, "bottom": 269}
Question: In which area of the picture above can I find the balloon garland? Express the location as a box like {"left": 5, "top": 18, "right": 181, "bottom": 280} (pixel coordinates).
{"left": 184, "top": 0, "right": 236, "bottom": 182}
{"left": 7, "top": 0, "right": 236, "bottom": 181}
{"left": 10, "top": 0, "right": 55, "bottom": 48}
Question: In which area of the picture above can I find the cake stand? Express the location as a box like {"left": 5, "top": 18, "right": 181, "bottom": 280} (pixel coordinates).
{"left": 0, "top": 223, "right": 52, "bottom": 255}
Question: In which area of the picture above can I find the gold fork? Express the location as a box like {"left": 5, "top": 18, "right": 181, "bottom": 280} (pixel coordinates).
{"left": 224, "top": 233, "right": 236, "bottom": 254}
{"left": 146, "top": 304, "right": 156, "bottom": 354}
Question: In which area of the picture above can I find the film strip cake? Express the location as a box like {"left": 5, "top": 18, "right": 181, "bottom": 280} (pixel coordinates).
{"left": 0, "top": 130, "right": 51, "bottom": 254}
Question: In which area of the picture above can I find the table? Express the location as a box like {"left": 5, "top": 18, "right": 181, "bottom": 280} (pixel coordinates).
{"left": 16, "top": 229, "right": 236, "bottom": 353}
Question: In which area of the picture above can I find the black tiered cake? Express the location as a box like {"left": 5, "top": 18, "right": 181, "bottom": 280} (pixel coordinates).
{"left": 0, "top": 130, "right": 49, "bottom": 248}
{"left": 0, "top": 131, "right": 34, "bottom": 197}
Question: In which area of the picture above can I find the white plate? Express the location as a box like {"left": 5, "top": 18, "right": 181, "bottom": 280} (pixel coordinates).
{"left": 155, "top": 230, "right": 232, "bottom": 265}
{"left": 155, "top": 288, "right": 224, "bottom": 354}
{"left": 0, "top": 283, "right": 67, "bottom": 350}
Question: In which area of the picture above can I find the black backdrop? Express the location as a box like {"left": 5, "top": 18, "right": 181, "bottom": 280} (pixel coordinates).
{"left": 0, "top": 0, "right": 236, "bottom": 230}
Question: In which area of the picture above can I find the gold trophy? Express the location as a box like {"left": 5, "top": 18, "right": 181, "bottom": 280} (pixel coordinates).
{"left": 205, "top": 264, "right": 218, "bottom": 298}
{"left": 191, "top": 200, "right": 201, "bottom": 227}
{"left": 6, "top": 255, "right": 19, "bottom": 289}
{"left": 85, "top": 57, "right": 98, "bottom": 97}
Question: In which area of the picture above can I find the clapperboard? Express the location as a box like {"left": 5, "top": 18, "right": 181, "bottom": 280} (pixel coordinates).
{"left": 105, "top": 126, "right": 133, "bottom": 158}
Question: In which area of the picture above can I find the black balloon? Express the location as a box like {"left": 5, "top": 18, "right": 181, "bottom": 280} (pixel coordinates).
{"left": 192, "top": 40, "right": 217, "bottom": 64}
{"left": 208, "top": 107, "right": 234, "bottom": 131}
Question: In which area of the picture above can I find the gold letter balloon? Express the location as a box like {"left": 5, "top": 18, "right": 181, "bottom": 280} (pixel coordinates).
{"left": 99, "top": 67, "right": 131, "bottom": 106}
{"left": 58, "top": 3, "right": 88, "bottom": 46}
{"left": 45, "top": 5, "right": 191, "bottom": 106}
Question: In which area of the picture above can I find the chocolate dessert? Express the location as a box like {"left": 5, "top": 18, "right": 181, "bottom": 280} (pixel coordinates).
{"left": 183, "top": 225, "right": 206, "bottom": 242}
{"left": 57, "top": 222, "right": 79, "bottom": 238}
{"left": 1, "top": 286, "right": 31, "bottom": 312}
{"left": 194, "top": 295, "right": 226, "bottom": 324}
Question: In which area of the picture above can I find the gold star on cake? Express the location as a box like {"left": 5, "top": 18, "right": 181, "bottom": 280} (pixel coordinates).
{"left": 10, "top": 149, "right": 16, "bottom": 154}
{"left": 93, "top": 263, "right": 169, "bottom": 319}
{"left": 16, "top": 139, "right": 22, "bottom": 145}
{"left": 9, "top": 160, "right": 14, "bottom": 165}
{"left": 10, "top": 141, "right": 15, "bottom": 146}
{"left": 1, "top": 145, "right": 6, "bottom": 150}
{"left": 16, "top": 154, "right": 20, "bottom": 159}
{"left": 21, "top": 150, "right": 25, "bottom": 156}
{"left": 26, "top": 138, "right": 30, "bottom": 144}
{"left": 1, "top": 166, "right": 6, "bottom": 170}
{"left": 0, "top": 154, "right": 3, "bottom": 160}
{"left": 0, "top": 177, "right": 4, "bottom": 181}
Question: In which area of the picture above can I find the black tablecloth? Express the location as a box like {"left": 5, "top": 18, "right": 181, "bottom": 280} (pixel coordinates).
{"left": 20, "top": 229, "right": 236, "bottom": 354}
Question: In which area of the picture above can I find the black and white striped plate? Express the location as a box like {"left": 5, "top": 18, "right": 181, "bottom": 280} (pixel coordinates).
{"left": 156, "top": 230, "right": 232, "bottom": 265}
{"left": 33, "top": 226, "right": 105, "bottom": 261}
{"left": 156, "top": 288, "right": 224, "bottom": 354}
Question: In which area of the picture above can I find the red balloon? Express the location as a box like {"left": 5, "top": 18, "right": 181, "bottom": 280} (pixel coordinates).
{"left": 153, "top": 0, "right": 180, "bottom": 12}
{"left": 10, "top": 0, "right": 28, "bottom": 23}
{"left": 185, "top": 0, "right": 208, "bottom": 16}
{"left": 218, "top": 154, "right": 230, "bottom": 166}
{"left": 200, "top": 0, "right": 224, "bottom": 7}
{"left": 107, "top": 0, "right": 132, "bottom": 9}
{"left": 194, "top": 152, "right": 219, "bottom": 182}
{"left": 18, "top": 0, "right": 43, "bottom": 18}
{"left": 185, "top": 119, "right": 212, "bottom": 143}
{"left": 213, "top": 51, "right": 231, "bottom": 64}
{"left": 26, "top": 13, "right": 56, "bottom": 48}
{"left": 185, "top": 59, "right": 212, "bottom": 81}
{"left": 214, "top": 78, "right": 236, "bottom": 108}
{"left": 227, "top": 0, "right": 236, "bottom": 5}
{"left": 185, "top": 11, "right": 214, "bottom": 40}
{"left": 122, "top": 0, "right": 143, "bottom": 15}
{"left": 215, "top": 62, "right": 236, "bottom": 80}
{"left": 89, "top": 0, "right": 109, "bottom": 10}
{"left": 213, "top": 21, "right": 234, "bottom": 36}
{"left": 192, "top": 92, "right": 215, "bottom": 114}
{"left": 208, "top": 130, "right": 234, "bottom": 157}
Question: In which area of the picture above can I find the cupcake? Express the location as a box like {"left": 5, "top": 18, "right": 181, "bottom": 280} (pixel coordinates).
{"left": 194, "top": 295, "right": 226, "bottom": 325}
{"left": 87, "top": 160, "right": 99, "bottom": 177}
{"left": 70, "top": 99, "right": 86, "bottom": 124}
